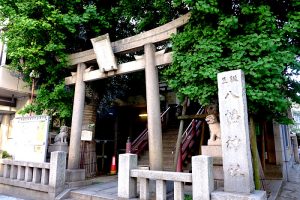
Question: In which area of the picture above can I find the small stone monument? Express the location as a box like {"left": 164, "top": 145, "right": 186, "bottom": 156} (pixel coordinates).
{"left": 48, "top": 126, "right": 69, "bottom": 153}
{"left": 211, "top": 69, "right": 266, "bottom": 200}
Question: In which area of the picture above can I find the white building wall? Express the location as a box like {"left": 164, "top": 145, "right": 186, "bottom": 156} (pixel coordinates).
{"left": 273, "top": 122, "right": 295, "bottom": 181}
{"left": 0, "top": 67, "right": 30, "bottom": 94}
{"left": 0, "top": 29, "right": 31, "bottom": 155}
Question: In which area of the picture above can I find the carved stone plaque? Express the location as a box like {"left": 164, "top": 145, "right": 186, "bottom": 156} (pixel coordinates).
{"left": 218, "top": 70, "right": 255, "bottom": 194}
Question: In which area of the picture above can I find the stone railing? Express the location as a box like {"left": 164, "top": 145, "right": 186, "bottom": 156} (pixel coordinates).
{"left": 118, "top": 154, "right": 214, "bottom": 200}
{"left": 0, "top": 151, "right": 66, "bottom": 200}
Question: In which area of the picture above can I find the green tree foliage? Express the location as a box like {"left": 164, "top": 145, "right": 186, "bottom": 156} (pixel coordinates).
{"left": 164, "top": 0, "right": 300, "bottom": 123}
{"left": 0, "top": 0, "right": 111, "bottom": 119}
{"left": 113, "top": 0, "right": 188, "bottom": 33}
{"left": 1, "top": 0, "right": 298, "bottom": 124}
{"left": 0, "top": 0, "right": 186, "bottom": 120}
{"left": 19, "top": 82, "right": 73, "bottom": 119}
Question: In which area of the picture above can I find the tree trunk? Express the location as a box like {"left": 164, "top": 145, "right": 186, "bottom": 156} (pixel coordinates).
{"left": 173, "top": 97, "right": 188, "bottom": 171}
{"left": 249, "top": 116, "right": 262, "bottom": 190}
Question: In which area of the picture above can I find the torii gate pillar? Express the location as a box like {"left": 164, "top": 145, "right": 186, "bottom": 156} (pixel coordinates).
{"left": 68, "top": 63, "right": 86, "bottom": 169}
{"left": 144, "top": 43, "right": 163, "bottom": 170}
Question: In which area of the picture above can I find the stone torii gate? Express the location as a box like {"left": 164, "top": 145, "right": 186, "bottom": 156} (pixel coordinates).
{"left": 64, "top": 13, "right": 191, "bottom": 177}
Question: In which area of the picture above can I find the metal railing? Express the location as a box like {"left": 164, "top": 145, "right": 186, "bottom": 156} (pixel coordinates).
{"left": 130, "top": 106, "right": 175, "bottom": 155}
{"left": 177, "top": 107, "right": 205, "bottom": 168}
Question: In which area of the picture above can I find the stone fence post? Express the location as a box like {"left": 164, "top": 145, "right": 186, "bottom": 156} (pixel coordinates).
{"left": 291, "top": 134, "right": 300, "bottom": 164}
{"left": 49, "top": 151, "right": 67, "bottom": 198}
{"left": 118, "top": 154, "right": 137, "bottom": 198}
{"left": 192, "top": 155, "right": 214, "bottom": 200}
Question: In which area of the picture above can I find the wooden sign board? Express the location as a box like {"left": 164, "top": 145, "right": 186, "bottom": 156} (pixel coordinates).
{"left": 81, "top": 130, "right": 93, "bottom": 141}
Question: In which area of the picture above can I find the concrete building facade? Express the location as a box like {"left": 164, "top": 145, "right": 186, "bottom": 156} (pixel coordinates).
{"left": 0, "top": 29, "right": 31, "bottom": 155}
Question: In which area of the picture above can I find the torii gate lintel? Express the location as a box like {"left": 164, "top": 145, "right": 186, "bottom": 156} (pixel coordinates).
{"left": 65, "top": 50, "right": 172, "bottom": 85}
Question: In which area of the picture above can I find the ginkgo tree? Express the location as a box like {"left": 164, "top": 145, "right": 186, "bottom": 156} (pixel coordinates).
{"left": 0, "top": 0, "right": 184, "bottom": 120}
{"left": 0, "top": 0, "right": 113, "bottom": 119}
{"left": 164, "top": 0, "right": 300, "bottom": 123}
{"left": 0, "top": 0, "right": 299, "bottom": 124}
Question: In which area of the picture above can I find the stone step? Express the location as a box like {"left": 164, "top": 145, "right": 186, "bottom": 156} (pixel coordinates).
{"left": 163, "top": 128, "right": 179, "bottom": 133}
{"left": 163, "top": 142, "right": 177, "bottom": 146}
{"left": 163, "top": 136, "right": 177, "bottom": 140}
{"left": 138, "top": 154, "right": 174, "bottom": 161}
{"left": 163, "top": 149, "right": 175, "bottom": 153}
{"left": 162, "top": 144, "right": 176, "bottom": 148}
{"left": 139, "top": 149, "right": 176, "bottom": 156}
{"left": 162, "top": 130, "right": 179, "bottom": 135}
{"left": 137, "top": 128, "right": 180, "bottom": 170}
{"left": 163, "top": 150, "right": 175, "bottom": 154}
{"left": 138, "top": 162, "right": 174, "bottom": 167}
{"left": 69, "top": 189, "right": 117, "bottom": 200}
{"left": 162, "top": 136, "right": 178, "bottom": 140}
{"left": 163, "top": 138, "right": 177, "bottom": 142}
{"left": 139, "top": 159, "right": 174, "bottom": 164}
{"left": 139, "top": 159, "right": 174, "bottom": 163}
{"left": 163, "top": 134, "right": 178, "bottom": 138}
{"left": 163, "top": 133, "right": 178, "bottom": 137}
{"left": 138, "top": 158, "right": 174, "bottom": 162}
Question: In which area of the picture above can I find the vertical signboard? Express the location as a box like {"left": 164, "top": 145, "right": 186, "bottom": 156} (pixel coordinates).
{"left": 13, "top": 115, "right": 50, "bottom": 163}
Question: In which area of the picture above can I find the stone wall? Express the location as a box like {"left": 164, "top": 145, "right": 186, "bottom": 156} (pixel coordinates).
{"left": 0, "top": 151, "right": 66, "bottom": 200}
{"left": 118, "top": 153, "right": 214, "bottom": 200}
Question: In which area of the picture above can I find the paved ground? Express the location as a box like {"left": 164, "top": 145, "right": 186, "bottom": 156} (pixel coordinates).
{"left": 70, "top": 180, "right": 118, "bottom": 199}
{"left": 68, "top": 163, "right": 300, "bottom": 200}
{"left": 276, "top": 181, "right": 300, "bottom": 200}
{"left": 2, "top": 163, "right": 300, "bottom": 199}
{"left": 0, "top": 195, "right": 24, "bottom": 200}
{"left": 276, "top": 162, "right": 300, "bottom": 200}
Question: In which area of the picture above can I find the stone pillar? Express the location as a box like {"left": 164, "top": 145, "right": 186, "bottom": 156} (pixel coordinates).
{"left": 291, "top": 135, "right": 300, "bottom": 164}
{"left": 118, "top": 154, "right": 137, "bottom": 198}
{"left": 24, "top": 167, "right": 33, "bottom": 181}
{"left": 144, "top": 43, "right": 163, "bottom": 171}
{"left": 17, "top": 166, "right": 25, "bottom": 180}
{"left": 41, "top": 168, "right": 49, "bottom": 185}
{"left": 68, "top": 63, "right": 86, "bottom": 169}
{"left": 273, "top": 123, "right": 284, "bottom": 166}
{"left": 174, "top": 182, "right": 184, "bottom": 200}
{"left": 140, "top": 178, "right": 150, "bottom": 200}
{"left": 156, "top": 180, "right": 166, "bottom": 200}
{"left": 10, "top": 165, "right": 17, "bottom": 179}
{"left": 211, "top": 70, "right": 266, "bottom": 200}
{"left": 49, "top": 151, "right": 67, "bottom": 196}
{"left": 3, "top": 164, "right": 10, "bottom": 178}
{"left": 192, "top": 155, "right": 214, "bottom": 200}
{"left": 217, "top": 70, "right": 254, "bottom": 194}
{"left": 33, "top": 168, "right": 42, "bottom": 183}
